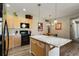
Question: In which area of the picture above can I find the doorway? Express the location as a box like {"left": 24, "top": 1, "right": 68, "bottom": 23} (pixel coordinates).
{"left": 70, "top": 18, "right": 79, "bottom": 42}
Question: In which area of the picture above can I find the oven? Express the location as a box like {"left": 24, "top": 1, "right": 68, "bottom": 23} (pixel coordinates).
{"left": 20, "top": 30, "right": 31, "bottom": 46}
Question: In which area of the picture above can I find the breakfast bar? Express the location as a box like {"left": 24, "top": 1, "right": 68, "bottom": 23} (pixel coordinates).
{"left": 30, "top": 35, "right": 72, "bottom": 56}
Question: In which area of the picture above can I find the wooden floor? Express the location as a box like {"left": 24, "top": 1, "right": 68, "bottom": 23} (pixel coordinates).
{"left": 8, "top": 42, "right": 79, "bottom": 56}
{"left": 63, "top": 41, "right": 79, "bottom": 56}
{"left": 8, "top": 45, "right": 32, "bottom": 56}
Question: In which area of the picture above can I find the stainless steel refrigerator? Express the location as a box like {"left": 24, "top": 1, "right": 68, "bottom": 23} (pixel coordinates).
{"left": 0, "top": 3, "right": 3, "bottom": 56}
{"left": 2, "top": 20, "right": 9, "bottom": 56}
{"left": 0, "top": 3, "right": 9, "bottom": 56}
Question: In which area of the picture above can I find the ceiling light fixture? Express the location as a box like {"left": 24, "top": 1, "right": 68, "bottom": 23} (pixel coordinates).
{"left": 54, "top": 19, "right": 58, "bottom": 24}
{"left": 54, "top": 3, "right": 58, "bottom": 24}
{"left": 38, "top": 4, "right": 41, "bottom": 21}
{"left": 6, "top": 4, "right": 10, "bottom": 7}
{"left": 23, "top": 8, "right": 26, "bottom": 11}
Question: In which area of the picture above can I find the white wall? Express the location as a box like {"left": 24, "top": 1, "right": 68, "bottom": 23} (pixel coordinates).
{"left": 6, "top": 6, "right": 79, "bottom": 39}
{"left": 50, "top": 13, "right": 79, "bottom": 39}
{"left": 31, "top": 13, "right": 79, "bottom": 39}
{"left": 31, "top": 16, "right": 48, "bottom": 35}
{"left": 31, "top": 14, "right": 71, "bottom": 39}
{"left": 50, "top": 17, "right": 70, "bottom": 39}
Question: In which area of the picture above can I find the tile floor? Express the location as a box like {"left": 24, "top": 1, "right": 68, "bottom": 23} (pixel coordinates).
{"left": 8, "top": 42, "right": 79, "bottom": 56}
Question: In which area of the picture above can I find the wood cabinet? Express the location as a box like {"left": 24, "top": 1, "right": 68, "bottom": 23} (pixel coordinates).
{"left": 14, "top": 36, "right": 21, "bottom": 48}
{"left": 13, "top": 17, "right": 20, "bottom": 28}
{"left": 6, "top": 36, "right": 21, "bottom": 49}
{"left": 6, "top": 15, "right": 20, "bottom": 28}
{"left": 6, "top": 36, "right": 14, "bottom": 49}
{"left": 31, "top": 38, "right": 47, "bottom": 56}
{"left": 6, "top": 15, "right": 14, "bottom": 28}
{"left": 6, "top": 15, "right": 32, "bottom": 28}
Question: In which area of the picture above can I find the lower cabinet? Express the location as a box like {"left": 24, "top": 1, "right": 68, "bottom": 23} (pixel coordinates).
{"left": 6, "top": 36, "right": 14, "bottom": 49}
{"left": 14, "top": 36, "right": 21, "bottom": 48}
{"left": 31, "top": 38, "right": 50, "bottom": 56}
{"left": 6, "top": 36, "right": 21, "bottom": 49}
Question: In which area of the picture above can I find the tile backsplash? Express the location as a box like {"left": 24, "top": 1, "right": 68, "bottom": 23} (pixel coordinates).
{"left": 8, "top": 28, "right": 31, "bottom": 35}
{"left": 8, "top": 28, "right": 20, "bottom": 35}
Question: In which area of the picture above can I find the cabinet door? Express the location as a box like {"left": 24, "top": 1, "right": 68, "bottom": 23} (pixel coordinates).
{"left": 6, "top": 15, "right": 20, "bottom": 28}
{"left": 31, "top": 39, "right": 38, "bottom": 55}
{"left": 9, "top": 36, "right": 14, "bottom": 49}
{"left": 14, "top": 36, "right": 21, "bottom": 48}
{"left": 28, "top": 19, "right": 32, "bottom": 28}
{"left": 36, "top": 41, "right": 46, "bottom": 56}
{"left": 31, "top": 39, "right": 46, "bottom": 56}
{"left": 6, "top": 15, "right": 14, "bottom": 28}
{"left": 14, "top": 17, "right": 20, "bottom": 28}
{"left": 6, "top": 36, "right": 13, "bottom": 49}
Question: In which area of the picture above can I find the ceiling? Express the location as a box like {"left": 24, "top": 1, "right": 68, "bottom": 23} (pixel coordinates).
{"left": 5, "top": 3, "right": 79, "bottom": 19}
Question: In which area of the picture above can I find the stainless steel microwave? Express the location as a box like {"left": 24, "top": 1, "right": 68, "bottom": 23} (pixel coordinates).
{"left": 20, "top": 23, "right": 29, "bottom": 28}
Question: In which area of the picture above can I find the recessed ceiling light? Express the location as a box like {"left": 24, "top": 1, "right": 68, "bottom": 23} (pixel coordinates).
{"left": 54, "top": 20, "right": 58, "bottom": 24}
{"left": 6, "top": 4, "right": 10, "bottom": 7}
{"left": 23, "top": 8, "right": 26, "bottom": 11}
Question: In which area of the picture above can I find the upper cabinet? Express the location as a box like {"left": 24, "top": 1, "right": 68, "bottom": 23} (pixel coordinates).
{"left": 6, "top": 15, "right": 14, "bottom": 28}
{"left": 6, "top": 15, "right": 32, "bottom": 28}
{"left": 28, "top": 19, "right": 32, "bottom": 28}
{"left": 13, "top": 16, "right": 20, "bottom": 28}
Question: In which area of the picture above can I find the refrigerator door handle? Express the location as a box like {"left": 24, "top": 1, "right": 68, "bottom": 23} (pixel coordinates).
{"left": 3, "top": 20, "right": 9, "bottom": 56}
{"left": 6, "top": 20, "right": 9, "bottom": 56}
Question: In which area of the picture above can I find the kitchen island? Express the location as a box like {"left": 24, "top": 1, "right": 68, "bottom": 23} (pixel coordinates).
{"left": 30, "top": 35, "right": 72, "bottom": 56}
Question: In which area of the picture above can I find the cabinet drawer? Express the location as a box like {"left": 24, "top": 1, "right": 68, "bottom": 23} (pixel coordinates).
{"left": 31, "top": 39, "right": 38, "bottom": 43}
{"left": 31, "top": 39, "right": 45, "bottom": 48}
{"left": 31, "top": 38, "right": 46, "bottom": 56}
{"left": 6, "top": 36, "right": 13, "bottom": 49}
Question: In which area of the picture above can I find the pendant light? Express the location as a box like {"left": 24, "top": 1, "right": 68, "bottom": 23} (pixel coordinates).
{"left": 38, "top": 4, "right": 41, "bottom": 21}
{"left": 54, "top": 3, "right": 58, "bottom": 24}
{"left": 38, "top": 4, "right": 42, "bottom": 32}
{"left": 38, "top": 4, "right": 41, "bottom": 27}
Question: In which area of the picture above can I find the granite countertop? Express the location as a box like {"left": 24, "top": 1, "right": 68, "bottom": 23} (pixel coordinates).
{"left": 30, "top": 35, "right": 72, "bottom": 47}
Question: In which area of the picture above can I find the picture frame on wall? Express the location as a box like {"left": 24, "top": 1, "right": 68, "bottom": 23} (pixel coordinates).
{"left": 55, "top": 22, "right": 62, "bottom": 30}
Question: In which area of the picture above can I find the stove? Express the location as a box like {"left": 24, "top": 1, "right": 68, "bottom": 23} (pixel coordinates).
{"left": 20, "top": 30, "right": 31, "bottom": 46}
